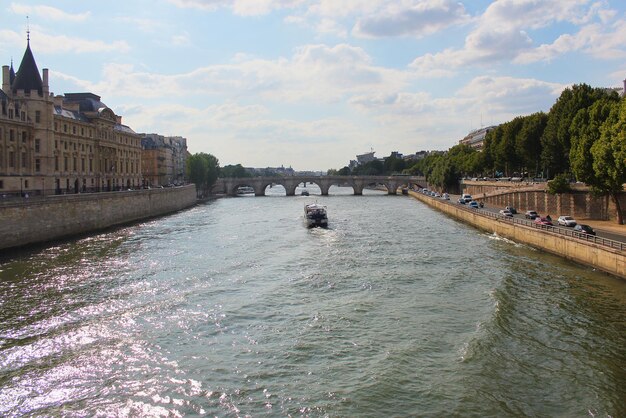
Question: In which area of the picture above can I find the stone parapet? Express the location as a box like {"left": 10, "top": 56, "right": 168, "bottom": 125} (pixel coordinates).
{"left": 0, "top": 185, "right": 197, "bottom": 251}
{"left": 408, "top": 190, "right": 625, "bottom": 280}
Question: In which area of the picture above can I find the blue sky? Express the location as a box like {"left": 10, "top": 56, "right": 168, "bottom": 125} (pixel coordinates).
{"left": 1, "top": 0, "right": 625, "bottom": 171}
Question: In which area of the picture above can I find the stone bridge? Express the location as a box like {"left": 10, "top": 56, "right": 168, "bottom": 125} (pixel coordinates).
{"left": 213, "top": 175, "right": 427, "bottom": 196}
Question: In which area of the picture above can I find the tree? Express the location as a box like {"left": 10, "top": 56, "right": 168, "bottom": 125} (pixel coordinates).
{"left": 186, "top": 153, "right": 220, "bottom": 197}
{"left": 516, "top": 112, "right": 547, "bottom": 177}
{"left": 570, "top": 98, "right": 618, "bottom": 185}
{"left": 589, "top": 99, "right": 626, "bottom": 224}
{"left": 541, "top": 84, "right": 616, "bottom": 178}
{"left": 547, "top": 173, "right": 571, "bottom": 195}
{"left": 220, "top": 164, "right": 251, "bottom": 178}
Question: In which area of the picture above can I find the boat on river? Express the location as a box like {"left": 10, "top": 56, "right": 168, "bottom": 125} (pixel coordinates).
{"left": 236, "top": 186, "right": 255, "bottom": 196}
{"left": 304, "top": 203, "right": 328, "bottom": 228}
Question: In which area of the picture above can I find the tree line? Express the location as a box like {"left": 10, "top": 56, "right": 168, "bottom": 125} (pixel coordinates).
{"left": 403, "top": 84, "right": 625, "bottom": 224}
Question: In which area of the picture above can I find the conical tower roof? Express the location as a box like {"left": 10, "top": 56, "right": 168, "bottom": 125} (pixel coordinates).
{"left": 9, "top": 60, "right": 16, "bottom": 85}
{"left": 12, "top": 40, "right": 43, "bottom": 95}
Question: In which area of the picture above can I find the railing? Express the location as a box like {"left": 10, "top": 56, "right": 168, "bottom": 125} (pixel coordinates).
{"left": 413, "top": 191, "right": 626, "bottom": 252}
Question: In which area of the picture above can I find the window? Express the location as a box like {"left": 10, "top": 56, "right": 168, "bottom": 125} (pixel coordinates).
{"left": 35, "top": 139, "right": 40, "bottom": 153}
{"left": 81, "top": 158, "right": 85, "bottom": 172}
{"left": 73, "top": 157, "right": 77, "bottom": 171}
{"left": 8, "top": 109, "right": 13, "bottom": 118}
{"left": 9, "top": 129, "right": 14, "bottom": 141}
{"left": 9, "top": 152, "right": 15, "bottom": 168}
{"left": 21, "top": 152, "right": 26, "bottom": 168}
{"left": 55, "top": 140, "right": 58, "bottom": 149}
{"left": 21, "top": 111, "right": 26, "bottom": 121}
{"left": 64, "top": 157, "right": 68, "bottom": 171}
{"left": 64, "top": 141, "right": 67, "bottom": 150}
{"left": 54, "top": 122, "right": 58, "bottom": 131}
{"left": 0, "top": 180, "right": 3, "bottom": 189}
{"left": 35, "top": 159, "right": 41, "bottom": 172}
{"left": 73, "top": 126, "right": 76, "bottom": 134}
{"left": 55, "top": 156, "right": 59, "bottom": 171}
{"left": 22, "top": 132, "right": 27, "bottom": 143}
{"left": 89, "top": 159, "right": 93, "bottom": 172}
{"left": 35, "top": 111, "right": 41, "bottom": 123}
{"left": 81, "top": 128, "right": 84, "bottom": 136}
{"left": 64, "top": 124, "right": 67, "bottom": 133}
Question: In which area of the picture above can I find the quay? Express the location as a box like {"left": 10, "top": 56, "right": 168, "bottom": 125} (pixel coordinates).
{"left": 0, "top": 185, "right": 197, "bottom": 251}
{"left": 408, "top": 190, "right": 626, "bottom": 280}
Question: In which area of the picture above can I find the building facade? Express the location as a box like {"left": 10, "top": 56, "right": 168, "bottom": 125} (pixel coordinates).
{"left": 459, "top": 125, "right": 497, "bottom": 150}
{"left": 140, "top": 133, "right": 188, "bottom": 187}
{"left": 1, "top": 39, "right": 142, "bottom": 197}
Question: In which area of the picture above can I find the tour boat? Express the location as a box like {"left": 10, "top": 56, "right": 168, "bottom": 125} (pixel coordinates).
{"left": 304, "top": 203, "right": 328, "bottom": 228}
{"left": 236, "top": 186, "right": 255, "bottom": 195}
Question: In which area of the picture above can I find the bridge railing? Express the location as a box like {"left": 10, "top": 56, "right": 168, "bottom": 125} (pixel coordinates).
{"left": 415, "top": 191, "right": 626, "bottom": 252}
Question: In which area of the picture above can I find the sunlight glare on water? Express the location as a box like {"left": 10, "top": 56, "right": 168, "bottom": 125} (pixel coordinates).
{"left": 1, "top": 187, "right": 625, "bottom": 417}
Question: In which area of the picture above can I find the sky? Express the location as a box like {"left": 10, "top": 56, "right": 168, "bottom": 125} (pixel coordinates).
{"left": 1, "top": 1, "right": 625, "bottom": 171}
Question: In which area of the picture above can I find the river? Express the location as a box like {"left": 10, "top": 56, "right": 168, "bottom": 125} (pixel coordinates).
{"left": 1, "top": 186, "right": 625, "bottom": 417}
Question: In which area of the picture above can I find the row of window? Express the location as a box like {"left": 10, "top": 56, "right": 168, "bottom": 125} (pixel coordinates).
{"left": 52, "top": 155, "right": 141, "bottom": 175}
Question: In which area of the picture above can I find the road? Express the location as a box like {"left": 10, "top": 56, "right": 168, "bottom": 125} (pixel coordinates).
{"left": 428, "top": 192, "right": 626, "bottom": 245}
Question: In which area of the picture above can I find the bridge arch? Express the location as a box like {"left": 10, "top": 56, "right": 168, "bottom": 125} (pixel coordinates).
{"left": 212, "top": 175, "right": 427, "bottom": 197}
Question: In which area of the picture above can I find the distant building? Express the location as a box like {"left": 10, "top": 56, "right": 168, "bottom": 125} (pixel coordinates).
{"left": 459, "top": 125, "right": 497, "bottom": 150}
{"left": 355, "top": 151, "right": 376, "bottom": 164}
{"left": 1, "top": 37, "right": 142, "bottom": 196}
{"left": 140, "top": 133, "right": 188, "bottom": 187}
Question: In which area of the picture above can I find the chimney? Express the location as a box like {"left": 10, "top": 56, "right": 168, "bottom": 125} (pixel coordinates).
{"left": 623, "top": 78, "right": 626, "bottom": 97}
{"left": 2, "top": 65, "right": 9, "bottom": 92}
{"left": 42, "top": 68, "right": 49, "bottom": 95}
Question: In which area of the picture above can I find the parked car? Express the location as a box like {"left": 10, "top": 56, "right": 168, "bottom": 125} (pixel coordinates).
{"left": 574, "top": 224, "right": 596, "bottom": 235}
{"left": 535, "top": 217, "right": 553, "bottom": 226}
{"left": 505, "top": 206, "right": 517, "bottom": 214}
{"left": 461, "top": 193, "right": 472, "bottom": 203}
{"left": 524, "top": 210, "right": 538, "bottom": 220}
{"left": 458, "top": 197, "right": 466, "bottom": 204}
{"left": 468, "top": 201, "right": 479, "bottom": 209}
{"left": 557, "top": 215, "right": 577, "bottom": 227}
{"left": 442, "top": 193, "right": 450, "bottom": 200}
{"left": 499, "top": 209, "right": 513, "bottom": 217}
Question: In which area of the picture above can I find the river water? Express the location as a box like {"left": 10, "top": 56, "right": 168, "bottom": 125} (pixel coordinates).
{"left": 1, "top": 186, "right": 625, "bottom": 417}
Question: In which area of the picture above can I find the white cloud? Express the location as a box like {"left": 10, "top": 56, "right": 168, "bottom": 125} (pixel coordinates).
{"left": 61, "top": 43, "right": 408, "bottom": 105}
{"left": 166, "top": 0, "right": 305, "bottom": 15}
{"left": 9, "top": 3, "right": 90, "bottom": 22}
{"left": 408, "top": 0, "right": 623, "bottom": 76}
{"left": 352, "top": 0, "right": 471, "bottom": 38}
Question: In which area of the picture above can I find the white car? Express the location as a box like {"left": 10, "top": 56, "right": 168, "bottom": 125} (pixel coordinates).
{"left": 499, "top": 209, "right": 513, "bottom": 217}
{"left": 557, "top": 215, "right": 577, "bottom": 227}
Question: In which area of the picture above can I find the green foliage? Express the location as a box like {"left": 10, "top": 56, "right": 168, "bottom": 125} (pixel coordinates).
{"left": 540, "top": 84, "right": 617, "bottom": 177}
{"left": 186, "top": 152, "right": 220, "bottom": 197}
{"left": 337, "top": 166, "right": 351, "bottom": 176}
{"left": 547, "top": 173, "right": 571, "bottom": 195}
{"left": 589, "top": 98, "right": 626, "bottom": 223}
{"left": 220, "top": 164, "right": 252, "bottom": 178}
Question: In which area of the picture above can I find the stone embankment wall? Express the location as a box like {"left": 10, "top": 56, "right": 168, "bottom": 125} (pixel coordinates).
{"left": 408, "top": 190, "right": 625, "bottom": 280}
{"left": 0, "top": 185, "right": 197, "bottom": 251}
{"left": 461, "top": 181, "right": 625, "bottom": 222}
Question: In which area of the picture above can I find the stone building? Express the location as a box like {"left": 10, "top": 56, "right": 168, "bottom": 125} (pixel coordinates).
{"left": 140, "top": 133, "right": 188, "bottom": 187}
{"left": 0, "top": 38, "right": 142, "bottom": 197}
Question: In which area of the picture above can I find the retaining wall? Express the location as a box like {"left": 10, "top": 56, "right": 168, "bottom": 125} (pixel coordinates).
{"left": 461, "top": 181, "right": 625, "bottom": 222}
{"left": 409, "top": 191, "right": 625, "bottom": 280}
{"left": 0, "top": 185, "right": 197, "bottom": 251}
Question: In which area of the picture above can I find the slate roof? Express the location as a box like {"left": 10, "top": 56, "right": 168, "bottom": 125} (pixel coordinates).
{"left": 53, "top": 105, "right": 90, "bottom": 122}
{"left": 63, "top": 93, "right": 108, "bottom": 113}
{"left": 12, "top": 41, "right": 43, "bottom": 95}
